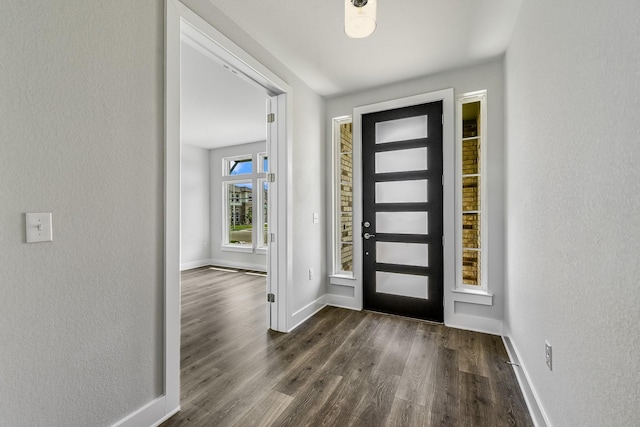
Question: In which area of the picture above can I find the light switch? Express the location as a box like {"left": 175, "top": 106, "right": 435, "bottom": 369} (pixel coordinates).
{"left": 26, "top": 213, "right": 53, "bottom": 243}
{"left": 313, "top": 213, "right": 319, "bottom": 224}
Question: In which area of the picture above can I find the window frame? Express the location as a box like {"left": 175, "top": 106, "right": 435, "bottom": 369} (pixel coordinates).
{"left": 221, "top": 153, "right": 267, "bottom": 254}
{"left": 330, "top": 115, "right": 355, "bottom": 278}
{"left": 454, "top": 90, "right": 492, "bottom": 304}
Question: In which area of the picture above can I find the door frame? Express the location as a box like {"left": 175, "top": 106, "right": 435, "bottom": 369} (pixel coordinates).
{"left": 352, "top": 89, "right": 455, "bottom": 319}
{"left": 164, "top": 0, "right": 292, "bottom": 415}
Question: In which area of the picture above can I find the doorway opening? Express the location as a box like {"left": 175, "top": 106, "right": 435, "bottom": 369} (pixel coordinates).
{"left": 165, "top": 0, "right": 292, "bottom": 414}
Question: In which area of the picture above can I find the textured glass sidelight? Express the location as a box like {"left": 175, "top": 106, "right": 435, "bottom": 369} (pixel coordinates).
{"left": 462, "top": 250, "right": 480, "bottom": 286}
{"left": 462, "top": 176, "right": 480, "bottom": 211}
{"left": 462, "top": 213, "right": 480, "bottom": 248}
{"left": 375, "top": 115, "right": 428, "bottom": 144}
{"left": 376, "top": 242, "right": 429, "bottom": 267}
{"left": 376, "top": 271, "right": 429, "bottom": 299}
{"left": 376, "top": 211, "right": 428, "bottom": 235}
{"left": 375, "top": 147, "right": 428, "bottom": 174}
{"left": 375, "top": 179, "right": 428, "bottom": 203}
{"left": 337, "top": 121, "right": 353, "bottom": 273}
{"left": 461, "top": 99, "right": 483, "bottom": 286}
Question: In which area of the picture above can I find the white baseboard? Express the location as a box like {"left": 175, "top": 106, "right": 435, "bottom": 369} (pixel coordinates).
{"left": 445, "top": 313, "right": 503, "bottom": 336}
{"left": 326, "top": 293, "right": 361, "bottom": 311}
{"left": 111, "top": 395, "right": 179, "bottom": 427}
{"left": 180, "top": 259, "right": 211, "bottom": 271}
{"left": 289, "top": 295, "right": 327, "bottom": 332}
{"left": 502, "top": 334, "right": 551, "bottom": 427}
{"left": 209, "top": 258, "right": 267, "bottom": 272}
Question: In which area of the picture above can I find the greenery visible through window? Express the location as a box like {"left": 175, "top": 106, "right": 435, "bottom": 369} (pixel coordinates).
{"left": 226, "top": 182, "right": 253, "bottom": 245}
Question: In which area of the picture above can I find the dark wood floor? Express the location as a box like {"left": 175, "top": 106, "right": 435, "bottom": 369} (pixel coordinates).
{"left": 162, "top": 267, "right": 533, "bottom": 427}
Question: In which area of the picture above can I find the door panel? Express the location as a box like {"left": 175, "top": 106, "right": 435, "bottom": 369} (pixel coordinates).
{"left": 362, "top": 101, "right": 443, "bottom": 322}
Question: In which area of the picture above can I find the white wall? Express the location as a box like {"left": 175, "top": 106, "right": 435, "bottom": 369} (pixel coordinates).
{"left": 326, "top": 59, "right": 506, "bottom": 332}
{"left": 181, "top": 0, "right": 327, "bottom": 328}
{"left": 181, "top": 144, "right": 211, "bottom": 269}
{"left": 210, "top": 141, "right": 267, "bottom": 271}
{"left": 0, "top": 1, "right": 164, "bottom": 425}
{"left": 504, "top": 0, "right": 640, "bottom": 425}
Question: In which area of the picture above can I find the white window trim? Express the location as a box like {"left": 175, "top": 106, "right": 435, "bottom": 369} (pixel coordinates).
{"left": 454, "top": 90, "right": 492, "bottom": 305}
{"left": 330, "top": 115, "right": 355, "bottom": 281}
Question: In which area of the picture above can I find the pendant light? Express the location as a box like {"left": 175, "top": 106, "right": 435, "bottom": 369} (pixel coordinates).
{"left": 345, "top": 0, "right": 377, "bottom": 38}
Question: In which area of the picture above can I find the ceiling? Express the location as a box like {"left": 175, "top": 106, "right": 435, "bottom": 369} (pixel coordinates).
{"left": 180, "top": 40, "right": 268, "bottom": 149}
{"left": 180, "top": 0, "right": 523, "bottom": 149}
{"left": 208, "top": 0, "right": 523, "bottom": 97}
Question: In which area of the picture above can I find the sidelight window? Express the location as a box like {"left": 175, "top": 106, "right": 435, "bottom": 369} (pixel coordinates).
{"left": 331, "top": 116, "right": 354, "bottom": 276}
{"left": 457, "top": 91, "right": 488, "bottom": 293}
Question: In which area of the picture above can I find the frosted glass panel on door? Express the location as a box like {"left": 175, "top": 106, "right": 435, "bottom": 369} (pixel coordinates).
{"left": 375, "top": 115, "right": 428, "bottom": 144}
{"left": 375, "top": 180, "right": 428, "bottom": 203}
{"left": 376, "top": 271, "right": 428, "bottom": 299}
{"left": 376, "top": 212, "right": 428, "bottom": 235}
{"left": 375, "top": 147, "right": 428, "bottom": 174}
{"left": 377, "top": 242, "right": 428, "bottom": 267}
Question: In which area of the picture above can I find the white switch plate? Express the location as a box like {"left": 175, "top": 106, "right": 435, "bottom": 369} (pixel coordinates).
{"left": 26, "top": 213, "right": 53, "bottom": 243}
{"left": 313, "top": 213, "right": 319, "bottom": 224}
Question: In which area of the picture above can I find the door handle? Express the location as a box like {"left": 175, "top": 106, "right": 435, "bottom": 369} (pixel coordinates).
{"left": 363, "top": 232, "right": 376, "bottom": 240}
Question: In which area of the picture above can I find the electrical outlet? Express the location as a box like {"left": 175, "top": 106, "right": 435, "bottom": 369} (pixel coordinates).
{"left": 545, "top": 341, "right": 552, "bottom": 371}
{"left": 308, "top": 268, "right": 314, "bottom": 280}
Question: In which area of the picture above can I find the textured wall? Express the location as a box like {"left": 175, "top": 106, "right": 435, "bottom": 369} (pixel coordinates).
{"left": 181, "top": 144, "right": 211, "bottom": 267}
{"left": 0, "top": 1, "right": 164, "bottom": 425}
{"left": 505, "top": 0, "right": 640, "bottom": 425}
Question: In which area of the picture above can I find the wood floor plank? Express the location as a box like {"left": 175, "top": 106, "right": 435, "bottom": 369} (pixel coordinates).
{"left": 349, "top": 368, "right": 402, "bottom": 426}
{"left": 429, "top": 347, "right": 460, "bottom": 426}
{"left": 385, "top": 398, "right": 428, "bottom": 427}
{"left": 161, "top": 267, "right": 534, "bottom": 427}
{"left": 232, "top": 391, "right": 294, "bottom": 427}
{"left": 395, "top": 328, "right": 439, "bottom": 407}
{"left": 271, "top": 369, "right": 343, "bottom": 427}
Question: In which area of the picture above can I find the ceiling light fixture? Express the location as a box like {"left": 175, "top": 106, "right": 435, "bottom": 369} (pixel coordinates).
{"left": 345, "top": 0, "right": 377, "bottom": 39}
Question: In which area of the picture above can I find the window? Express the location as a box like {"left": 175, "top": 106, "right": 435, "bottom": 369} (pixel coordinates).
{"left": 222, "top": 153, "right": 268, "bottom": 253}
{"left": 226, "top": 155, "right": 252, "bottom": 176}
{"left": 331, "top": 116, "right": 354, "bottom": 276}
{"left": 224, "top": 181, "right": 253, "bottom": 245}
{"left": 258, "top": 152, "right": 269, "bottom": 173}
{"left": 457, "top": 91, "right": 489, "bottom": 298}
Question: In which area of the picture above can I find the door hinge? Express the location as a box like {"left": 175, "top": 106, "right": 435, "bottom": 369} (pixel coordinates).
{"left": 267, "top": 293, "right": 275, "bottom": 303}
{"left": 442, "top": 175, "right": 444, "bottom": 186}
{"left": 442, "top": 114, "right": 444, "bottom": 125}
{"left": 267, "top": 172, "right": 275, "bottom": 182}
{"left": 442, "top": 236, "right": 445, "bottom": 247}
{"left": 267, "top": 113, "right": 275, "bottom": 123}
{"left": 270, "top": 233, "right": 276, "bottom": 243}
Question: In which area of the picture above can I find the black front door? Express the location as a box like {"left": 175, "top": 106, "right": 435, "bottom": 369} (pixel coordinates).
{"left": 362, "top": 101, "right": 444, "bottom": 322}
